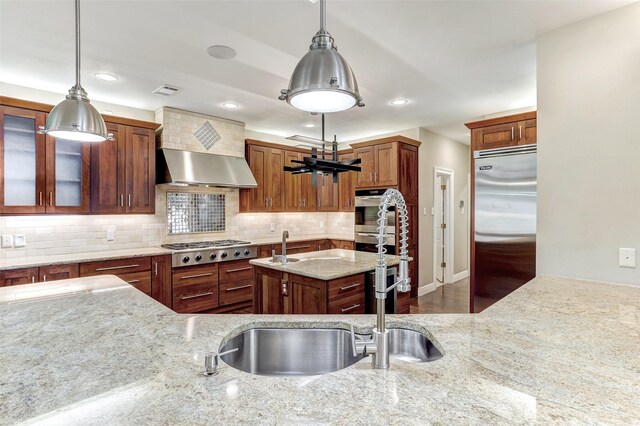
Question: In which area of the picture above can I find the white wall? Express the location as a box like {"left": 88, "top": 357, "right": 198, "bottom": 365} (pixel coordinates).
{"left": 537, "top": 2, "right": 640, "bottom": 285}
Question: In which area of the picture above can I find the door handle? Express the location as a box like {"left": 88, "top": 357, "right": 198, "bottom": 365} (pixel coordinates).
{"left": 226, "top": 284, "right": 252, "bottom": 292}
{"left": 341, "top": 303, "right": 361, "bottom": 313}
{"left": 225, "top": 266, "right": 253, "bottom": 273}
{"left": 179, "top": 272, "right": 213, "bottom": 279}
{"left": 120, "top": 194, "right": 124, "bottom": 207}
{"left": 39, "top": 192, "right": 43, "bottom": 206}
{"left": 339, "top": 283, "right": 361, "bottom": 292}
{"left": 128, "top": 194, "right": 132, "bottom": 207}
{"left": 95, "top": 264, "right": 139, "bottom": 271}
{"left": 511, "top": 127, "right": 515, "bottom": 140}
{"left": 180, "top": 292, "right": 213, "bottom": 300}
{"left": 519, "top": 125, "right": 522, "bottom": 140}
{"left": 49, "top": 192, "right": 54, "bottom": 206}
{"left": 42, "top": 275, "right": 47, "bottom": 282}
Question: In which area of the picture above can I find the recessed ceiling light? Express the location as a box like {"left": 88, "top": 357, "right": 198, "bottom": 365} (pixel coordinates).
{"left": 390, "top": 98, "right": 409, "bottom": 106}
{"left": 222, "top": 102, "right": 239, "bottom": 109}
{"left": 304, "top": 123, "right": 316, "bottom": 128}
{"left": 207, "top": 45, "right": 237, "bottom": 60}
{"left": 94, "top": 72, "right": 119, "bottom": 82}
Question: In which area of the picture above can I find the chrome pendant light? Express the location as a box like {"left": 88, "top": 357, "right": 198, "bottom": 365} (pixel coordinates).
{"left": 279, "top": 0, "right": 364, "bottom": 113}
{"left": 45, "top": 0, "right": 108, "bottom": 142}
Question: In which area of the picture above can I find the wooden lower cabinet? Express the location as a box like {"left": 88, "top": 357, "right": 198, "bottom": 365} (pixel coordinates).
{"left": 0, "top": 267, "right": 39, "bottom": 286}
{"left": 39, "top": 264, "right": 78, "bottom": 282}
{"left": 151, "top": 255, "right": 172, "bottom": 308}
{"left": 218, "top": 259, "right": 254, "bottom": 307}
{"left": 119, "top": 271, "right": 152, "bottom": 295}
{"left": 172, "top": 264, "right": 219, "bottom": 313}
{"left": 254, "top": 266, "right": 285, "bottom": 314}
{"left": 290, "top": 275, "right": 327, "bottom": 314}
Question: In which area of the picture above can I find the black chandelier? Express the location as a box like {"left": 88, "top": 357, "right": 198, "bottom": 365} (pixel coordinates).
{"left": 283, "top": 114, "right": 361, "bottom": 187}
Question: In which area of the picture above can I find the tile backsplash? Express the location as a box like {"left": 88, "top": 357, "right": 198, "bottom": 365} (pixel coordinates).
{"left": 0, "top": 107, "right": 354, "bottom": 261}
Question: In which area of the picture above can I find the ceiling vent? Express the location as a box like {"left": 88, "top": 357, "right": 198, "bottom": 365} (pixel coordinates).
{"left": 152, "top": 84, "right": 179, "bottom": 96}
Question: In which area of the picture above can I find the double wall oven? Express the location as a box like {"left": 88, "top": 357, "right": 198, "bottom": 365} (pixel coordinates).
{"left": 354, "top": 189, "right": 396, "bottom": 255}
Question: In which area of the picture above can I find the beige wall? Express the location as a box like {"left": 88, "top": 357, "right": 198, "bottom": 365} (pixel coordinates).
{"left": 537, "top": 2, "right": 640, "bottom": 285}
{"left": 417, "top": 129, "right": 469, "bottom": 287}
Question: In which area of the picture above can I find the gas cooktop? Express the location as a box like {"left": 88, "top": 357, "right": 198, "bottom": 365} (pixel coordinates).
{"left": 161, "top": 239, "right": 252, "bottom": 251}
{"left": 161, "top": 239, "right": 256, "bottom": 267}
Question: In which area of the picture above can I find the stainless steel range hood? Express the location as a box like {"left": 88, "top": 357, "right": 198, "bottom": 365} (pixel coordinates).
{"left": 157, "top": 148, "right": 257, "bottom": 188}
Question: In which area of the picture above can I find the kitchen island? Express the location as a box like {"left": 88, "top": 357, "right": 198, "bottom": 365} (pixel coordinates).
{"left": 250, "top": 249, "right": 409, "bottom": 314}
{"left": 1, "top": 275, "right": 639, "bottom": 424}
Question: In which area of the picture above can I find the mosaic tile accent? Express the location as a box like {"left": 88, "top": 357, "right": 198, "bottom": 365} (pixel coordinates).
{"left": 167, "top": 192, "right": 225, "bottom": 234}
{"left": 193, "top": 121, "right": 221, "bottom": 150}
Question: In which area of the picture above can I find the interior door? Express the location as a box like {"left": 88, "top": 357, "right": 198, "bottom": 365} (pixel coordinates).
{"left": 434, "top": 176, "right": 446, "bottom": 284}
{"left": 0, "top": 106, "right": 46, "bottom": 214}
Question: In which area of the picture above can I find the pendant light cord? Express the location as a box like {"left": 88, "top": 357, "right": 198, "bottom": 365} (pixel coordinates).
{"left": 75, "top": 0, "right": 81, "bottom": 88}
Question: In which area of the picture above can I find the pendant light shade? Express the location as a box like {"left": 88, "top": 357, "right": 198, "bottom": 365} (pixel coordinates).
{"left": 45, "top": 0, "right": 108, "bottom": 143}
{"left": 279, "top": 0, "right": 364, "bottom": 113}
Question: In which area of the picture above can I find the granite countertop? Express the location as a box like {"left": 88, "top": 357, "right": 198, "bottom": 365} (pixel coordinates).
{"left": 249, "top": 234, "right": 354, "bottom": 246}
{"left": 250, "top": 249, "right": 403, "bottom": 280}
{"left": 0, "top": 247, "right": 174, "bottom": 271}
{"left": 1, "top": 275, "right": 639, "bottom": 424}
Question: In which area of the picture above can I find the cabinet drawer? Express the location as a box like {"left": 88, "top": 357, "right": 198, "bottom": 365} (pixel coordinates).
{"left": 80, "top": 257, "right": 151, "bottom": 276}
{"left": 285, "top": 241, "right": 318, "bottom": 254}
{"left": 328, "top": 273, "right": 365, "bottom": 302}
{"left": 219, "top": 260, "right": 253, "bottom": 284}
{"left": 119, "top": 271, "right": 151, "bottom": 295}
{"left": 219, "top": 281, "right": 254, "bottom": 306}
{"left": 172, "top": 264, "right": 218, "bottom": 288}
{"left": 172, "top": 264, "right": 218, "bottom": 313}
{"left": 328, "top": 293, "right": 365, "bottom": 314}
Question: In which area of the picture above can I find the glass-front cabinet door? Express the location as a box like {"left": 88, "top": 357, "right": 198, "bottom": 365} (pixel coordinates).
{"left": 45, "top": 135, "right": 90, "bottom": 213}
{"left": 0, "top": 106, "right": 46, "bottom": 214}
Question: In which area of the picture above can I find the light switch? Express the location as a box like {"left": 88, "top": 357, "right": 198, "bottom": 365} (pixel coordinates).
{"left": 1, "top": 235, "right": 13, "bottom": 248}
{"left": 14, "top": 234, "right": 26, "bottom": 248}
{"left": 106, "top": 229, "right": 115, "bottom": 241}
{"left": 619, "top": 248, "right": 636, "bottom": 268}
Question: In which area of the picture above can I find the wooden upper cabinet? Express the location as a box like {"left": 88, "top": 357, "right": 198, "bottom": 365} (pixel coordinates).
{"left": 339, "top": 153, "right": 355, "bottom": 211}
{"left": 0, "top": 106, "right": 46, "bottom": 214}
{"left": 91, "top": 124, "right": 155, "bottom": 214}
{"left": 241, "top": 144, "right": 284, "bottom": 212}
{"left": 44, "top": 135, "right": 91, "bottom": 214}
{"left": 284, "top": 151, "right": 301, "bottom": 211}
{"left": 317, "top": 173, "right": 339, "bottom": 211}
{"left": 398, "top": 144, "right": 419, "bottom": 204}
{"left": 466, "top": 112, "right": 537, "bottom": 151}
{"left": 373, "top": 143, "right": 398, "bottom": 187}
{"left": 125, "top": 126, "right": 155, "bottom": 213}
{"left": 354, "top": 146, "right": 375, "bottom": 188}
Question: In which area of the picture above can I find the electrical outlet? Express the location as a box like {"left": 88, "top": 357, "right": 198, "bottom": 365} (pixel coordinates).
{"left": 106, "top": 229, "right": 115, "bottom": 241}
{"left": 619, "top": 248, "right": 636, "bottom": 268}
{"left": 1, "top": 235, "right": 13, "bottom": 248}
{"left": 423, "top": 207, "right": 427, "bottom": 215}
{"left": 14, "top": 234, "right": 26, "bottom": 248}
{"left": 269, "top": 223, "right": 276, "bottom": 233}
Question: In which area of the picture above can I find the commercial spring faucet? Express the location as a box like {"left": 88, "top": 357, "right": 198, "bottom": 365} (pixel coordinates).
{"left": 351, "top": 188, "right": 411, "bottom": 369}
{"left": 281, "top": 230, "right": 289, "bottom": 265}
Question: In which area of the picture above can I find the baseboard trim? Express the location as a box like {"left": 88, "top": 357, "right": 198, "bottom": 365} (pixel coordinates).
{"left": 453, "top": 270, "right": 469, "bottom": 282}
{"left": 418, "top": 282, "right": 436, "bottom": 296}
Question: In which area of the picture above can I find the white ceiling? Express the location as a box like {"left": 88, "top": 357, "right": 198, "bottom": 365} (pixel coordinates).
{"left": 0, "top": 0, "right": 634, "bottom": 143}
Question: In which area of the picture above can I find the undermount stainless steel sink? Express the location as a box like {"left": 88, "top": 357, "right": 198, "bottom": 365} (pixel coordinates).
{"left": 220, "top": 328, "right": 364, "bottom": 376}
{"left": 268, "top": 257, "right": 300, "bottom": 263}
{"left": 219, "top": 327, "right": 443, "bottom": 376}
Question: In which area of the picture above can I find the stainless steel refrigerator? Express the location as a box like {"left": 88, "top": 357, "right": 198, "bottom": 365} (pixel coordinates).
{"left": 473, "top": 144, "right": 536, "bottom": 312}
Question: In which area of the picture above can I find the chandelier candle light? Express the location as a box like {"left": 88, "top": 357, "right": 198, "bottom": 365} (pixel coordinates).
{"left": 44, "top": 0, "right": 110, "bottom": 142}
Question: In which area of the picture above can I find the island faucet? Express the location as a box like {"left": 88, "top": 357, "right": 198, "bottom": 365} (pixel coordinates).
{"left": 351, "top": 188, "right": 411, "bottom": 369}
{"left": 281, "top": 230, "right": 289, "bottom": 265}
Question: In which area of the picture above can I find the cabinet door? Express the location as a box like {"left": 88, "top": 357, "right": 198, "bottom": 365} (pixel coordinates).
{"left": 517, "top": 119, "right": 537, "bottom": 145}
{"left": 245, "top": 145, "right": 268, "bottom": 211}
{"left": 355, "top": 147, "right": 375, "bottom": 188}
{"left": 265, "top": 148, "right": 284, "bottom": 211}
{"left": 339, "top": 154, "right": 355, "bottom": 211}
{"left": 39, "top": 264, "right": 79, "bottom": 282}
{"left": 91, "top": 123, "right": 125, "bottom": 213}
{"left": 0, "top": 106, "right": 46, "bottom": 214}
{"left": 151, "top": 255, "right": 172, "bottom": 308}
{"left": 299, "top": 164, "right": 317, "bottom": 211}
{"left": 317, "top": 173, "right": 339, "bottom": 211}
{"left": 472, "top": 123, "right": 517, "bottom": 151}
{"left": 45, "top": 136, "right": 90, "bottom": 213}
{"left": 254, "top": 267, "right": 284, "bottom": 314}
{"left": 289, "top": 275, "right": 327, "bottom": 314}
{"left": 398, "top": 144, "right": 418, "bottom": 204}
{"left": 125, "top": 126, "right": 155, "bottom": 213}
{"left": 1, "top": 267, "right": 39, "bottom": 286}
{"left": 284, "top": 151, "right": 301, "bottom": 211}
{"left": 373, "top": 143, "right": 398, "bottom": 187}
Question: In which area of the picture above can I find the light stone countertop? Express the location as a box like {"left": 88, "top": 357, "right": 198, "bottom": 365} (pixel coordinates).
{"left": 0, "top": 247, "right": 174, "bottom": 271}
{"left": 250, "top": 249, "right": 403, "bottom": 280}
{"left": 248, "top": 234, "right": 354, "bottom": 246}
{"left": 1, "top": 275, "right": 639, "bottom": 425}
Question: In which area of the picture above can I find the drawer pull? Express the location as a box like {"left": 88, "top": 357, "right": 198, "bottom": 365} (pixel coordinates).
{"left": 289, "top": 245, "right": 311, "bottom": 250}
{"left": 181, "top": 292, "right": 214, "bottom": 300}
{"left": 180, "top": 272, "right": 213, "bottom": 279}
{"left": 226, "top": 284, "right": 252, "bottom": 292}
{"left": 95, "top": 264, "right": 139, "bottom": 272}
{"left": 226, "top": 266, "right": 253, "bottom": 273}
{"left": 341, "top": 303, "right": 360, "bottom": 313}
{"left": 126, "top": 279, "right": 140, "bottom": 284}
{"left": 339, "top": 283, "right": 361, "bottom": 292}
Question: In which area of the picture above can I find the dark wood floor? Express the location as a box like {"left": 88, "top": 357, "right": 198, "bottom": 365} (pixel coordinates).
{"left": 410, "top": 278, "right": 469, "bottom": 314}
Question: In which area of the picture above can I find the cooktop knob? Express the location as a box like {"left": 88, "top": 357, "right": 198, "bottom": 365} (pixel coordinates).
{"left": 244, "top": 249, "right": 251, "bottom": 255}
{"left": 221, "top": 252, "right": 228, "bottom": 258}
{"left": 195, "top": 255, "right": 202, "bottom": 262}
{"left": 209, "top": 253, "right": 217, "bottom": 260}
{"left": 182, "top": 256, "right": 190, "bottom": 263}
{"left": 234, "top": 251, "right": 241, "bottom": 257}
